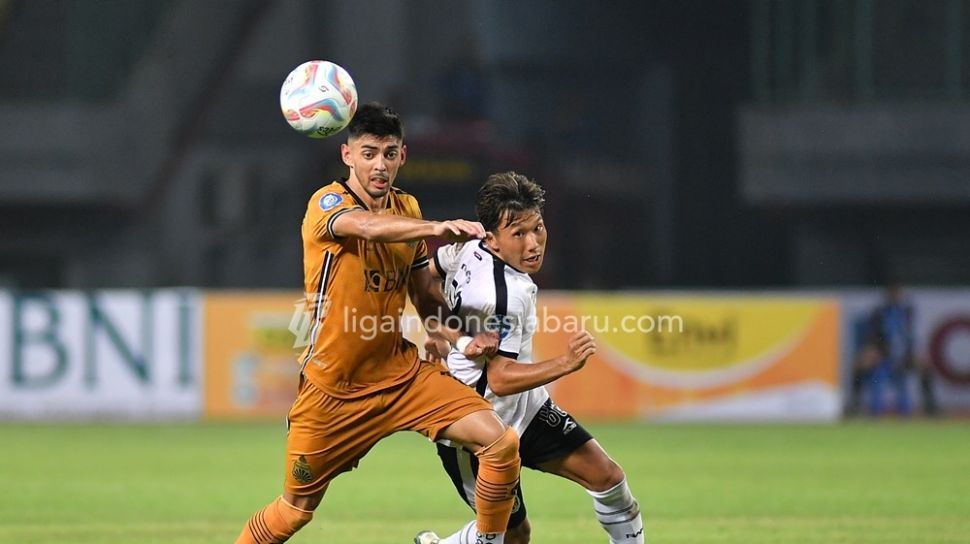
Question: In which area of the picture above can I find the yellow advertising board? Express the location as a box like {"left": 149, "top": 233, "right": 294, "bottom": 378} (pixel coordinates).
{"left": 204, "top": 292, "right": 321, "bottom": 419}
{"left": 203, "top": 291, "right": 839, "bottom": 421}
{"left": 534, "top": 294, "right": 841, "bottom": 420}
{"left": 202, "top": 292, "right": 425, "bottom": 419}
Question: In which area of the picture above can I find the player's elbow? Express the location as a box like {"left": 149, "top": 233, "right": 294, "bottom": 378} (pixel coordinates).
{"left": 487, "top": 373, "right": 518, "bottom": 397}
{"left": 342, "top": 213, "right": 386, "bottom": 242}
{"left": 490, "top": 384, "right": 514, "bottom": 397}
{"left": 355, "top": 218, "right": 382, "bottom": 241}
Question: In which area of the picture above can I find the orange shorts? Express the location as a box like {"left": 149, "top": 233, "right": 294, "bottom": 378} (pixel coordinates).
{"left": 283, "top": 360, "right": 492, "bottom": 496}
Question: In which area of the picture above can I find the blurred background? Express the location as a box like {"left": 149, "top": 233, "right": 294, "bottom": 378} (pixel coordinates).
{"left": 2, "top": 0, "right": 969, "bottom": 291}
{"left": 2, "top": 3, "right": 970, "bottom": 542}
{"left": 1, "top": 0, "right": 969, "bottom": 421}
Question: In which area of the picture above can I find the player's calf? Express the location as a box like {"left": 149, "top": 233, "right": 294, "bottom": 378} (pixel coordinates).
{"left": 505, "top": 517, "right": 531, "bottom": 544}
{"left": 588, "top": 476, "right": 644, "bottom": 544}
{"left": 473, "top": 427, "right": 521, "bottom": 536}
{"left": 236, "top": 495, "right": 313, "bottom": 544}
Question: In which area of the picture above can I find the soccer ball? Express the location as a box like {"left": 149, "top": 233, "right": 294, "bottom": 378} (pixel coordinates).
{"left": 280, "top": 60, "right": 358, "bottom": 138}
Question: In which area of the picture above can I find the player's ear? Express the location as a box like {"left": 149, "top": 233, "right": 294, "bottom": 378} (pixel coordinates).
{"left": 484, "top": 231, "right": 500, "bottom": 252}
{"left": 399, "top": 144, "right": 407, "bottom": 166}
{"left": 341, "top": 143, "right": 353, "bottom": 167}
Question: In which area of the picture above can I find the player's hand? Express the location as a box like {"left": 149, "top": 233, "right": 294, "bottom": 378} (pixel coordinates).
{"left": 434, "top": 220, "right": 486, "bottom": 243}
{"left": 424, "top": 336, "right": 451, "bottom": 363}
{"left": 564, "top": 330, "right": 597, "bottom": 371}
{"left": 464, "top": 331, "right": 499, "bottom": 358}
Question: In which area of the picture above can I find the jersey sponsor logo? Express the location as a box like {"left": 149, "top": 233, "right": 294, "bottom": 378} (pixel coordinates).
{"left": 364, "top": 266, "right": 410, "bottom": 292}
{"left": 318, "top": 192, "right": 343, "bottom": 211}
{"left": 292, "top": 455, "right": 314, "bottom": 484}
{"left": 473, "top": 251, "right": 483, "bottom": 261}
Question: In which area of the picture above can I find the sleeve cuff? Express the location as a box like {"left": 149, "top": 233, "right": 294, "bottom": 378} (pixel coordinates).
{"left": 432, "top": 246, "right": 444, "bottom": 275}
{"left": 325, "top": 207, "right": 363, "bottom": 239}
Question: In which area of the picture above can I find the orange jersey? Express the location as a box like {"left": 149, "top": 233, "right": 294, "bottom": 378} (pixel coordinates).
{"left": 299, "top": 180, "right": 429, "bottom": 399}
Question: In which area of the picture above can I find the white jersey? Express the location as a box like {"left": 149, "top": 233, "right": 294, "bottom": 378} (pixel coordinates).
{"left": 435, "top": 241, "right": 548, "bottom": 437}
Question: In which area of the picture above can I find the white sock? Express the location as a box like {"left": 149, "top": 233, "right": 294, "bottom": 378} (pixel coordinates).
{"left": 438, "top": 520, "right": 474, "bottom": 544}
{"left": 588, "top": 477, "right": 644, "bottom": 543}
{"left": 439, "top": 520, "right": 505, "bottom": 544}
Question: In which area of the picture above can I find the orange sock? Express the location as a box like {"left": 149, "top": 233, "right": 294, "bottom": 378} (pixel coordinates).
{"left": 236, "top": 496, "right": 313, "bottom": 544}
{"left": 473, "top": 427, "right": 521, "bottom": 534}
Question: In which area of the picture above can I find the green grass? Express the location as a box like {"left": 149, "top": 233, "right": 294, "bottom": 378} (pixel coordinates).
{"left": 1, "top": 422, "right": 969, "bottom": 543}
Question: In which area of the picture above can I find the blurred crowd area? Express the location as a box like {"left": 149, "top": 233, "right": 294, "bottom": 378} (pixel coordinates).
{"left": 1, "top": 0, "right": 969, "bottom": 290}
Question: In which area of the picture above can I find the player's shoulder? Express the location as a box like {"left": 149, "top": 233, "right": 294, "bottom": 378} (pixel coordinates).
{"left": 390, "top": 186, "right": 419, "bottom": 204}
{"left": 308, "top": 180, "right": 358, "bottom": 209}
{"left": 390, "top": 187, "right": 422, "bottom": 215}
{"left": 390, "top": 186, "right": 412, "bottom": 197}
{"left": 464, "top": 244, "right": 535, "bottom": 307}
{"left": 310, "top": 180, "right": 347, "bottom": 199}
{"left": 455, "top": 242, "right": 494, "bottom": 272}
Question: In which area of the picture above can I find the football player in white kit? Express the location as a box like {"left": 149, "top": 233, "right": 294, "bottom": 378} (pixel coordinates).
{"left": 415, "top": 172, "right": 644, "bottom": 544}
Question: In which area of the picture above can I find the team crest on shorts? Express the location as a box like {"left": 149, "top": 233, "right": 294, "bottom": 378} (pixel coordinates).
{"left": 319, "top": 192, "right": 343, "bottom": 211}
{"left": 292, "top": 455, "right": 314, "bottom": 484}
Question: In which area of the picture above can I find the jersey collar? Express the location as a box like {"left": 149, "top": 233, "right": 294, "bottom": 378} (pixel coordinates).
{"left": 338, "top": 177, "right": 392, "bottom": 210}
{"left": 478, "top": 241, "right": 528, "bottom": 275}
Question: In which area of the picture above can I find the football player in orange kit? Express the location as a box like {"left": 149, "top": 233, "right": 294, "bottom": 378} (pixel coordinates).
{"left": 235, "top": 103, "right": 520, "bottom": 544}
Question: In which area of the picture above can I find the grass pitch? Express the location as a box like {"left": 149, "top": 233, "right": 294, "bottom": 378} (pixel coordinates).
{"left": 1, "top": 422, "right": 968, "bottom": 543}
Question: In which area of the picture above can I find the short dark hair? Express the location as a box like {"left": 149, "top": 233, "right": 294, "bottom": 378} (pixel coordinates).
{"left": 346, "top": 102, "right": 404, "bottom": 141}
{"left": 475, "top": 172, "right": 546, "bottom": 232}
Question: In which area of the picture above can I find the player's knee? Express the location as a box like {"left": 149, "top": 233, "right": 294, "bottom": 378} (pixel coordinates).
{"left": 507, "top": 517, "right": 532, "bottom": 544}
{"left": 476, "top": 427, "right": 520, "bottom": 468}
{"left": 283, "top": 491, "right": 323, "bottom": 513}
{"left": 588, "top": 461, "right": 626, "bottom": 492}
{"left": 240, "top": 496, "right": 314, "bottom": 543}
{"left": 278, "top": 496, "right": 314, "bottom": 532}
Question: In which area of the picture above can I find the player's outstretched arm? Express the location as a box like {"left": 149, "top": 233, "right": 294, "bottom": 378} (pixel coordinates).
{"left": 487, "top": 330, "right": 597, "bottom": 396}
{"left": 428, "top": 241, "right": 466, "bottom": 280}
{"left": 330, "top": 211, "right": 485, "bottom": 243}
